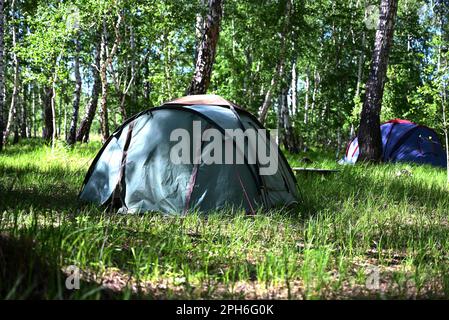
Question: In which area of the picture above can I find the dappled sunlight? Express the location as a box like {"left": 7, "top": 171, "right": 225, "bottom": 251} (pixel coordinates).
{"left": 1, "top": 141, "right": 449, "bottom": 299}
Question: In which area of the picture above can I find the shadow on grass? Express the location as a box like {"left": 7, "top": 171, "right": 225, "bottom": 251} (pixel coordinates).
{"left": 0, "top": 164, "right": 83, "bottom": 212}
{"left": 0, "top": 230, "right": 245, "bottom": 299}
{"left": 0, "top": 138, "right": 50, "bottom": 157}
{"left": 0, "top": 233, "right": 118, "bottom": 300}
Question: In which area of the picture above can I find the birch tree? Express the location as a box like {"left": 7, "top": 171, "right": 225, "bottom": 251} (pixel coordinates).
{"left": 358, "top": 0, "right": 398, "bottom": 162}
{"left": 187, "top": 0, "right": 223, "bottom": 95}
{"left": 0, "top": 0, "right": 4, "bottom": 150}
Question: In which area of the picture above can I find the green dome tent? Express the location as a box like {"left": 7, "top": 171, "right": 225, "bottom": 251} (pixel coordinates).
{"left": 79, "top": 95, "right": 299, "bottom": 214}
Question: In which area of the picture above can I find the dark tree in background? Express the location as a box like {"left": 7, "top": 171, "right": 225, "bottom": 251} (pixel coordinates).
{"left": 187, "top": 0, "right": 223, "bottom": 95}
{"left": 358, "top": 0, "right": 398, "bottom": 162}
{"left": 42, "top": 86, "right": 53, "bottom": 141}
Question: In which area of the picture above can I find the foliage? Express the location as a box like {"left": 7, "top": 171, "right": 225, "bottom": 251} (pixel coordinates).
{"left": 1, "top": 0, "right": 447, "bottom": 151}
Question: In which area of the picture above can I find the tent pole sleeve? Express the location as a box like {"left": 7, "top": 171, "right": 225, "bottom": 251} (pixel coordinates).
{"left": 111, "top": 120, "right": 136, "bottom": 210}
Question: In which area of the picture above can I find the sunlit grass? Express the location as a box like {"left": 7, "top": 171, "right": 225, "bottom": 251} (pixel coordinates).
{"left": 1, "top": 139, "right": 449, "bottom": 299}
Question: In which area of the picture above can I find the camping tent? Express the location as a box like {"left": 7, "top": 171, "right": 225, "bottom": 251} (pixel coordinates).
{"left": 79, "top": 94, "right": 299, "bottom": 214}
{"left": 342, "top": 119, "right": 447, "bottom": 167}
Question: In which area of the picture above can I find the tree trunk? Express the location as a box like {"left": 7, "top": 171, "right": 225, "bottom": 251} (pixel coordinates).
{"left": 258, "top": 0, "right": 292, "bottom": 125}
{"left": 37, "top": 87, "right": 42, "bottom": 138}
{"left": 194, "top": 0, "right": 206, "bottom": 63}
{"left": 279, "top": 86, "right": 299, "bottom": 153}
{"left": 310, "top": 69, "right": 320, "bottom": 125}
{"left": 42, "top": 86, "right": 53, "bottom": 141}
{"left": 99, "top": 13, "right": 122, "bottom": 143}
{"left": 31, "top": 84, "right": 36, "bottom": 138}
{"left": 291, "top": 59, "right": 297, "bottom": 116}
{"left": 67, "top": 36, "right": 82, "bottom": 145}
{"left": 441, "top": 71, "right": 448, "bottom": 184}
{"left": 20, "top": 83, "right": 27, "bottom": 138}
{"left": 164, "top": 32, "right": 173, "bottom": 99}
{"left": 143, "top": 57, "right": 151, "bottom": 107}
{"left": 187, "top": 0, "right": 223, "bottom": 95}
{"left": 304, "top": 67, "right": 310, "bottom": 124}
{"left": 12, "top": 125, "right": 19, "bottom": 144}
{"left": 245, "top": 46, "right": 254, "bottom": 107}
{"left": 99, "top": 19, "right": 110, "bottom": 143}
{"left": 436, "top": 15, "right": 448, "bottom": 184}
{"left": 51, "top": 71, "right": 57, "bottom": 148}
{"left": 352, "top": 8, "right": 367, "bottom": 139}
{"left": 76, "top": 42, "right": 102, "bottom": 143}
{"left": 4, "top": 0, "right": 19, "bottom": 144}
{"left": 358, "top": 0, "right": 398, "bottom": 162}
{"left": 355, "top": 31, "right": 366, "bottom": 101}
{"left": 58, "top": 81, "right": 64, "bottom": 138}
{"left": 258, "top": 76, "right": 276, "bottom": 125}
{"left": 0, "top": 0, "right": 4, "bottom": 151}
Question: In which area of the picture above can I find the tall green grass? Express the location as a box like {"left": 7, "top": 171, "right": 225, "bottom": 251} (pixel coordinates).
{"left": 1, "top": 139, "right": 449, "bottom": 299}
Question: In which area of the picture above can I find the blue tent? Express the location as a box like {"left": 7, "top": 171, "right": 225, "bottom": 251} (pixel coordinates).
{"left": 342, "top": 119, "right": 447, "bottom": 167}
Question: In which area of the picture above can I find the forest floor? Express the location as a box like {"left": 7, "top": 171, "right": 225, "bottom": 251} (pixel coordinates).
{"left": 1, "top": 138, "right": 449, "bottom": 299}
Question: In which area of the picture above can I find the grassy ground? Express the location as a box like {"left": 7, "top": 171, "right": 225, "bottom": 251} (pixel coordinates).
{"left": 1, "top": 139, "right": 449, "bottom": 299}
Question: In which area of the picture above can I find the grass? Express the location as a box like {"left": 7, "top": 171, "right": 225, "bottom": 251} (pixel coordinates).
{"left": 1, "top": 138, "right": 449, "bottom": 299}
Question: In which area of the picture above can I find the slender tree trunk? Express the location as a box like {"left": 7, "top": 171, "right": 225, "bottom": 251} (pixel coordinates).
{"left": 26, "top": 85, "right": 32, "bottom": 138}
{"left": 51, "top": 71, "right": 57, "bottom": 148}
{"left": 0, "top": 0, "right": 4, "bottom": 151}
{"left": 118, "top": 24, "right": 136, "bottom": 121}
{"left": 76, "top": 42, "right": 102, "bottom": 143}
{"left": 64, "top": 103, "right": 67, "bottom": 138}
{"left": 310, "top": 69, "right": 319, "bottom": 124}
{"left": 436, "top": 15, "right": 449, "bottom": 183}
{"left": 58, "top": 82, "right": 64, "bottom": 138}
{"left": 67, "top": 36, "right": 82, "bottom": 145}
{"left": 130, "top": 24, "right": 135, "bottom": 83}
{"left": 5, "top": 71, "right": 19, "bottom": 143}
{"left": 31, "top": 84, "right": 36, "bottom": 138}
{"left": 164, "top": 33, "right": 173, "bottom": 99}
{"left": 42, "top": 86, "right": 53, "bottom": 141}
{"left": 4, "top": 0, "right": 19, "bottom": 143}
{"left": 12, "top": 123, "right": 19, "bottom": 144}
{"left": 13, "top": 92, "right": 21, "bottom": 144}
{"left": 355, "top": 32, "right": 366, "bottom": 100}
{"left": 99, "top": 19, "right": 110, "bottom": 143}
{"left": 358, "top": 0, "right": 398, "bottom": 162}
{"left": 352, "top": 8, "right": 367, "bottom": 139}
{"left": 304, "top": 67, "right": 310, "bottom": 124}
{"left": 37, "top": 86, "right": 42, "bottom": 138}
{"left": 194, "top": 0, "right": 206, "bottom": 63}
{"left": 258, "top": 76, "right": 276, "bottom": 124}
{"left": 258, "top": 0, "right": 292, "bottom": 125}
{"left": 291, "top": 60, "right": 297, "bottom": 117}
{"left": 99, "top": 13, "right": 122, "bottom": 143}
{"left": 280, "top": 85, "right": 299, "bottom": 153}
{"left": 143, "top": 58, "right": 152, "bottom": 107}
{"left": 119, "top": 90, "right": 127, "bottom": 120}
{"left": 20, "top": 83, "right": 27, "bottom": 138}
{"left": 245, "top": 46, "right": 254, "bottom": 107}
{"left": 187, "top": 0, "right": 223, "bottom": 95}
{"left": 442, "top": 80, "right": 448, "bottom": 184}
